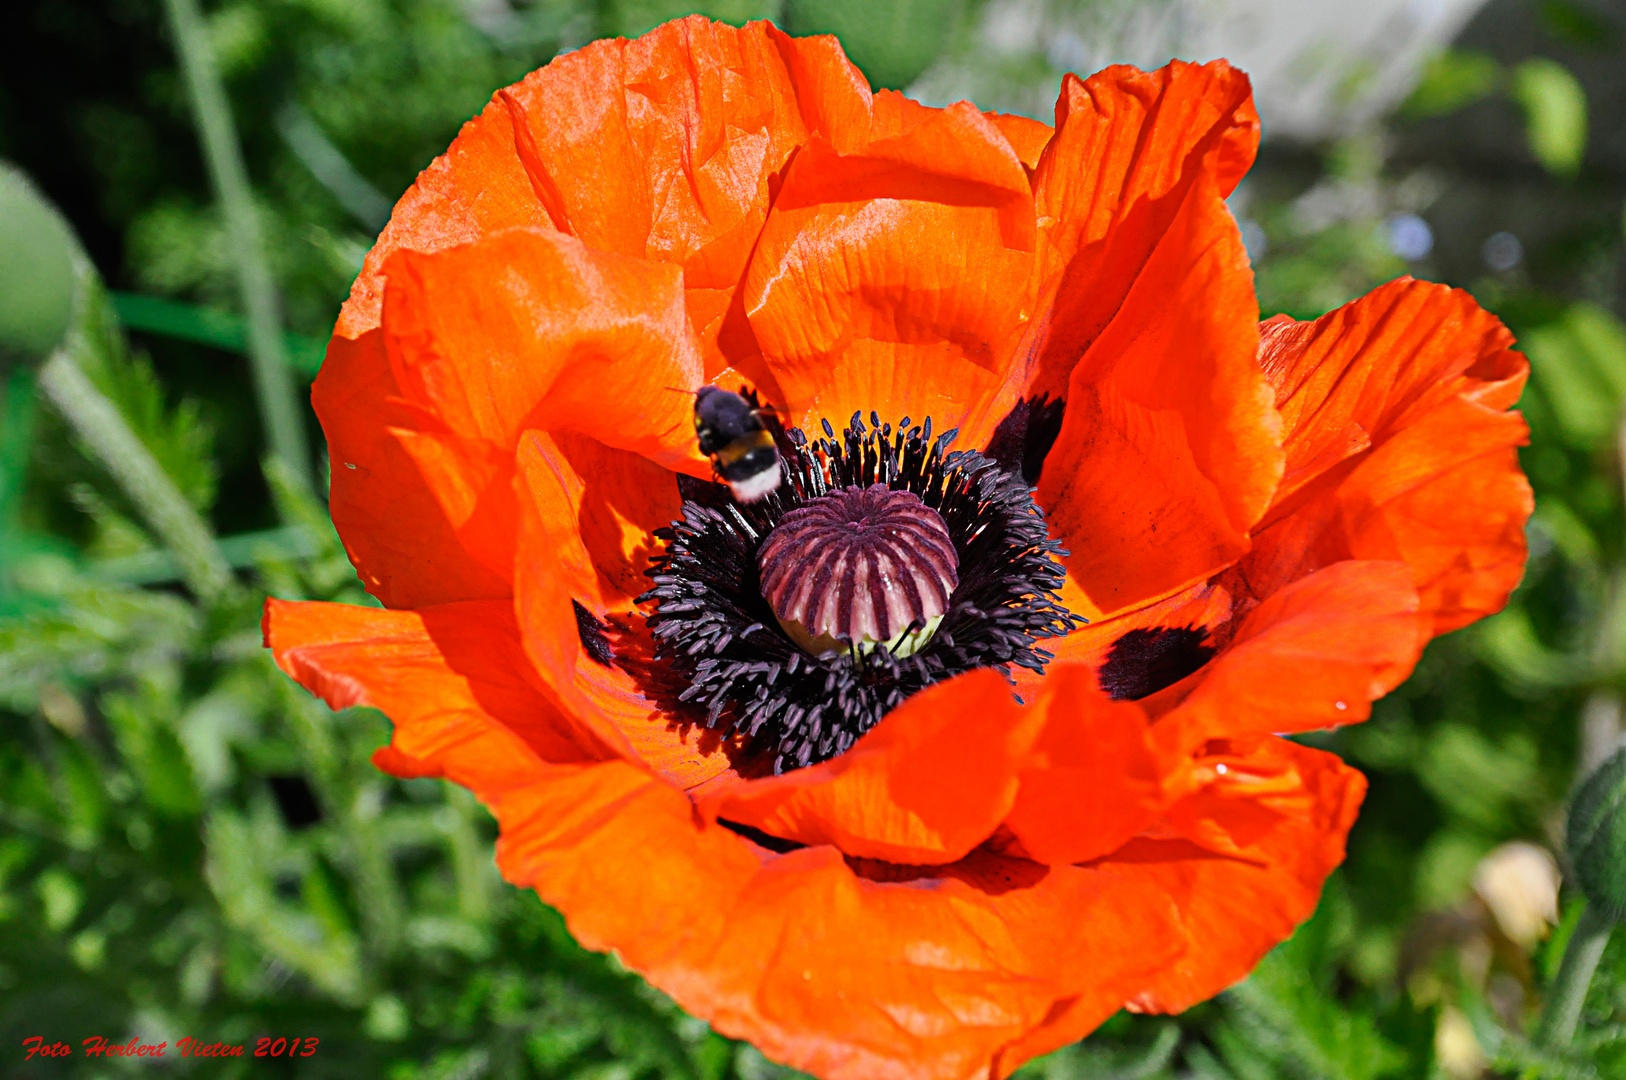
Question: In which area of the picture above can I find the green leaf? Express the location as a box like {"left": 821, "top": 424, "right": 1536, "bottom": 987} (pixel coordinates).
{"left": 1229, "top": 945, "right": 1406, "bottom": 1080}
{"left": 1539, "top": 0, "right": 1620, "bottom": 49}
{"left": 1418, "top": 723, "right": 1542, "bottom": 832}
{"left": 203, "top": 808, "right": 366, "bottom": 1003}
{"left": 598, "top": 1, "right": 779, "bottom": 39}
{"left": 782, "top": 0, "right": 965, "bottom": 90}
{"left": 101, "top": 680, "right": 203, "bottom": 819}
{"left": 1523, "top": 302, "right": 1626, "bottom": 449}
{"left": 1512, "top": 58, "right": 1589, "bottom": 177}
{"left": 1398, "top": 50, "right": 1500, "bottom": 120}
{"left": 64, "top": 279, "right": 219, "bottom": 515}
{"left": 108, "top": 291, "right": 326, "bottom": 378}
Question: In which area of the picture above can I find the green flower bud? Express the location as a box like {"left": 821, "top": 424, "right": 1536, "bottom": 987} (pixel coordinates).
{"left": 1566, "top": 745, "right": 1626, "bottom": 923}
{"left": 0, "top": 163, "right": 79, "bottom": 371}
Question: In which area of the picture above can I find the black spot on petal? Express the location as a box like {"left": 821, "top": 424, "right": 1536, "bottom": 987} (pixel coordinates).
{"left": 1098, "top": 626, "right": 1215, "bottom": 701}
{"left": 986, "top": 394, "right": 1067, "bottom": 486}
{"left": 573, "top": 600, "right": 616, "bottom": 668}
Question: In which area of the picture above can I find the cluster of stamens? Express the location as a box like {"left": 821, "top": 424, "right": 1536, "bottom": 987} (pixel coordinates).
{"left": 637, "top": 412, "right": 1083, "bottom": 774}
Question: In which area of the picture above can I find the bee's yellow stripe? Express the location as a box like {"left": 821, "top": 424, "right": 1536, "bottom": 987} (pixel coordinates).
{"left": 715, "top": 428, "right": 775, "bottom": 467}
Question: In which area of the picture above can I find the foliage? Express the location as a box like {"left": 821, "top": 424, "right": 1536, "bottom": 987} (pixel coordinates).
{"left": 3, "top": 1, "right": 1626, "bottom": 1078}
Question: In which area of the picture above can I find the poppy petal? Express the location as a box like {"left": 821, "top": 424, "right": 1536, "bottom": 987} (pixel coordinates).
{"left": 1035, "top": 171, "right": 1282, "bottom": 618}
{"left": 380, "top": 226, "right": 704, "bottom": 472}
{"left": 701, "top": 669, "right": 1038, "bottom": 865}
{"left": 333, "top": 89, "right": 551, "bottom": 339}
{"left": 494, "top": 766, "right": 1183, "bottom": 1080}
{"left": 985, "top": 111, "right": 1054, "bottom": 170}
{"left": 510, "top": 429, "right": 747, "bottom": 793}
{"left": 1097, "top": 736, "right": 1365, "bottom": 1013}
{"left": 262, "top": 597, "right": 602, "bottom": 772}
{"left": 270, "top": 589, "right": 1187, "bottom": 1080}
{"left": 341, "top": 18, "right": 895, "bottom": 380}
{"left": 316, "top": 331, "right": 513, "bottom": 608}
{"left": 743, "top": 100, "right": 1037, "bottom": 440}
{"left": 1248, "top": 281, "right": 1532, "bottom": 633}
{"left": 995, "top": 59, "right": 1258, "bottom": 411}
{"left": 1261, "top": 399, "right": 1530, "bottom": 635}
{"left": 1167, "top": 560, "right": 1426, "bottom": 745}
{"left": 1259, "top": 277, "right": 1525, "bottom": 505}
{"left": 1022, "top": 574, "right": 1238, "bottom": 706}
{"left": 1002, "top": 667, "right": 1177, "bottom": 865}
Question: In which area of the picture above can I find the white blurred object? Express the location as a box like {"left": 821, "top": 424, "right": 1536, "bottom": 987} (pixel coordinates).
{"left": 1471, "top": 841, "right": 1560, "bottom": 949}
{"left": 1579, "top": 692, "right": 1625, "bottom": 779}
{"left": 1482, "top": 230, "right": 1524, "bottom": 271}
{"left": 1434, "top": 1006, "right": 1487, "bottom": 1080}
{"left": 914, "top": 0, "right": 1492, "bottom": 140}
{"left": 1387, "top": 213, "right": 1435, "bottom": 260}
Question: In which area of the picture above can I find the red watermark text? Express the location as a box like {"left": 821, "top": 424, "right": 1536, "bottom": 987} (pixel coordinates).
{"left": 22, "top": 1035, "right": 319, "bottom": 1060}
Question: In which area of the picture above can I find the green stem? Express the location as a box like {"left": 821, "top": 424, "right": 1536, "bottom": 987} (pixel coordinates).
{"left": 161, "top": 0, "right": 313, "bottom": 499}
{"left": 37, "top": 350, "right": 232, "bottom": 600}
{"left": 0, "top": 367, "right": 38, "bottom": 530}
{"left": 1535, "top": 901, "right": 1615, "bottom": 1048}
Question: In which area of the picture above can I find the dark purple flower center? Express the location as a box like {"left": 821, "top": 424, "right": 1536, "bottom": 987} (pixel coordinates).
{"left": 638, "top": 413, "right": 1083, "bottom": 774}
{"left": 759, "top": 484, "right": 958, "bottom": 658}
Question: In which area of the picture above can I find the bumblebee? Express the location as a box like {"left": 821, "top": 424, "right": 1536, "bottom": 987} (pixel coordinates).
{"left": 694, "top": 385, "right": 783, "bottom": 503}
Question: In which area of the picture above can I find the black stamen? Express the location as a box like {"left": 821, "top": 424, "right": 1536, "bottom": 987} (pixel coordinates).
{"left": 1097, "top": 626, "right": 1215, "bottom": 700}
{"left": 639, "top": 413, "right": 1085, "bottom": 773}
{"left": 572, "top": 600, "right": 616, "bottom": 668}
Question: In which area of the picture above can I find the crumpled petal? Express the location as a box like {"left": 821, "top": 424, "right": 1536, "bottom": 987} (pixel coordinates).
{"left": 986, "top": 111, "right": 1054, "bottom": 169}
{"left": 262, "top": 597, "right": 603, "bottom": 770}
{"left": 380, "top": 227, "right": 703, "bottom": 471}
{"left": 500, "top": 779, "right": 1181, "bottom": 1080}
{"left": 976, "top": 58, "right": 1258, "bottom": 428}
{"left": 510, "top": 429, "right": 745, "bottom": 794}
{"left": 1259, "top": 276, "right": 1524, "bottom": 504}
{"left": 1095, "top": 735, "right": 1366, "bottom": 1014}
{"left": 342, "top": 18, "right": 821, "bottom": 378}
{"left": 1246, "top": 279, "right": 1532, "bottom": 632}
{"left": 1002, "top": 666, "right": 1176, "bottom": 865}
{"left": 320, "top": 227, "right": 707, "bottom": 610}
{"left": 1035, "top": 170, "right": 1282, "bottom": 618}
{"left": 702, "top": 669, "right": 1036, "bottom": 864}
{"left": 318, "top": 331, "right": 514, "bottom": 608}
{"left": 1021, "top": 574, "right": 1238, "bottom": 707}
{"left": 1165, "top": 560, "right": 1427, "bottom": 746}
{"left": 264, "top": 593, "right": 1186, "bottom": 1080}
{"left": 744, "top": 99, "right": 1036, "bottom": 440}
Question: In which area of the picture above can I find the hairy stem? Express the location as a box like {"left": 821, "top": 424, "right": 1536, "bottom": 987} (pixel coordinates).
{"left": 38, "top": 349, "right": 232, "bottom": 600}
{"left": 162, "top": 0, "right": 313, "bottom": 498}
{"left": 1535, "top": 901, "right": 1615, "bottom": 1048}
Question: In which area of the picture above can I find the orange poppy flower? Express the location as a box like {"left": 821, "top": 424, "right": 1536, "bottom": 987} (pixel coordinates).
{"left": 264, "top": 16, "right": 1531, "bottom": 1080}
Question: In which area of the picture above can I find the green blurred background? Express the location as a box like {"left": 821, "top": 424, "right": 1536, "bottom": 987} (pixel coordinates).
{"left": 2, "top": 1, "right": 1625, "bottom": 1077}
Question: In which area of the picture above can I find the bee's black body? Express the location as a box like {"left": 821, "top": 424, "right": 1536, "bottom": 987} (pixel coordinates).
{"left": 694, "top": 386, "right": 783, "bottom": 502}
